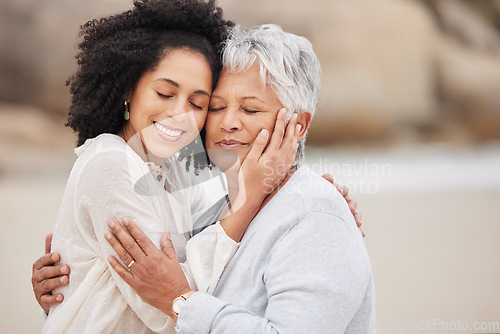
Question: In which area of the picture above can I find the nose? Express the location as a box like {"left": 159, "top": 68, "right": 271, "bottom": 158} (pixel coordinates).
{"left": 166, "top": 100, "right": 190, "bottom": 122}
{"left": 220, "top": 108, "right": 242, "bottom": 132}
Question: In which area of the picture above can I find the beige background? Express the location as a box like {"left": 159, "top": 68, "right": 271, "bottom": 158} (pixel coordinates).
{"left": 1, "top": 0, "right": 499, "bottom": 333}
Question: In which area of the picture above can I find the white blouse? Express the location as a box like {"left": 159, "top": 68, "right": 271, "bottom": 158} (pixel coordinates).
{"left": 43, "top": 134, "right": 237, "bottom": 334}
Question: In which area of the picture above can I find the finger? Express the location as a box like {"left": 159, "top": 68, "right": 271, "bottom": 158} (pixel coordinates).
{"left": 121, "top": 217, "right": 158, "bottom": 256}
{"left": 37, "top": 264, "right": 70, "bottom": 283}
{"left": 342, "top": 184, "right": 349, "bottom": 197}
{"left": 105, "top": 228, "right": 135, "bottom": 266}
{"left": 360, "top": 227, "right": 366, "bottom": 238}
{"left": 107, "top": 218, "right": 146, "bottom": 262}
{"left": 280, "top": 113, "right": 298, "bottom": 152}
{"left": 265, "top": 108, "right": 287, "bottom": 153}
{"left": 160, "top": 231, "right": 177, "bottom": 260}
{"left": 245, "top": 129, "right": 269, "bottom": 162}
{"left": 322, "top": 173, "right": 334, "bottom": 184}
{"left": 354, "top": 212, "right": 362, "bottom": 227}
{"left": 347, "top": 199, "right": 357, "bottom": 214}
{"left": 338, "top": 185, "right": 348, "bottom": 198}
{"left": 282, "top": 120, "right": 300, "bottom": 164}
{"left": 45, "top": 233, "right": 53, "bottom": 255}
{"left": 33, "top": 252, "right": 60, "bottom": 271}
{"left": 108, "top": 255, "right": 134, "bottom": 282}
{"left": 40, "top": 293, "right": 64, "bottom": 307}
{"left": 40, "top": 275, "right": 69, "bottom": 293}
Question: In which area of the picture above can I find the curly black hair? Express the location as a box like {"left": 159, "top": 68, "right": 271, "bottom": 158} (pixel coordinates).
{"left": 66, "top": 0, "right": 233, "bottom": 154}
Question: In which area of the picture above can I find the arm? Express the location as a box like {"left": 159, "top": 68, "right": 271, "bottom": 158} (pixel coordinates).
{"left": 106, "top": 213, "right": 374, "bottom": 333}
{"left": 59, "top": 147, "right": 173, "bottom": 331}
{"left": 31, "top": 174, "right": 364, "bottom": 313}
{"left": 220, "top": 107, "right": 299, "bottom": 241}
{"left": 178, "top": 213, "right": 373, "bottom": 333}
{"left": 168, "top": 108, "right": 300, "bottom": 294}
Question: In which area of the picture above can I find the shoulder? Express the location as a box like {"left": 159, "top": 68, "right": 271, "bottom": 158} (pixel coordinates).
{"left": 277, "top": 166, "right": 351, "bottom": 220}
{"left": 75, "top": 134, "right": 127, "bottom": 159}
{"left": 74, "top": 134, "right": 140, "bottom": 168}
{"left": 265, "top": 211, "right": 372, "bottom": 292}
{"left": 70, "top": 134, "right": 146, "bottom": 186}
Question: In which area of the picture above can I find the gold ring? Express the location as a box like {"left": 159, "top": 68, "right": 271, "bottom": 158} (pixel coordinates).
{"left": 127, "top": 260, "right": 135, "bottom": 268}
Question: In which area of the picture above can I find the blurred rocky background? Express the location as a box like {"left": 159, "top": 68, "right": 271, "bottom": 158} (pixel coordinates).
{"left": 1, "top": 2, "right": 500, "bottom": 333}
{"left": 1, "top": 0, "right": 500, "bottom": 156}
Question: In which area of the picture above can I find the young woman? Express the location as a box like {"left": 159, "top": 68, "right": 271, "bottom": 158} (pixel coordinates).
{"left": 104, "top": 24, "right": 375, "bottom": 333}
{"left": 35, "top": 1, "right": 302, "bottom": 333}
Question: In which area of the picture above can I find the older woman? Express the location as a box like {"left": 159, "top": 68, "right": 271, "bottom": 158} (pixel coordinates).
{"left": 105, "top": 24, "right": 375, "bottom": 333}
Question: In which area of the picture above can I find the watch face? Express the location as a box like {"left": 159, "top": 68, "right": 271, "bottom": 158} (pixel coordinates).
{"left": 172, "top": 297, "right": 185, "bottom": 315}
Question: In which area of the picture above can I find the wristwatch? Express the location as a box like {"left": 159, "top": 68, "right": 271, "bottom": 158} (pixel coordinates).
{"left": 172, "top": 293, "right": 189, "bottom": 317}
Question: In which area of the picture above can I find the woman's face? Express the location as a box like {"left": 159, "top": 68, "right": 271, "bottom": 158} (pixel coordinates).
{"left": 205, "top": 63, "right": 283, "bottom": 168}
{"left": 124, "top": 49, "right": 212, "bottom": 158}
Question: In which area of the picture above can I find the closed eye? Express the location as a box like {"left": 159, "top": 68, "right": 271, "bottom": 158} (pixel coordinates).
{"left": 190, "top": 101, "right": 203, "bottom": 110}
{"left": 242, "top": 108, "right": 261, "bottom": 114}
{"left": 157, "top": 92, "right": 172, "bottom": 98}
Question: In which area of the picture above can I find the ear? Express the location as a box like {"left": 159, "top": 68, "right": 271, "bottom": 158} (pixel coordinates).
{"left": 296, "top": 110, "right": 312, "bottom": 141}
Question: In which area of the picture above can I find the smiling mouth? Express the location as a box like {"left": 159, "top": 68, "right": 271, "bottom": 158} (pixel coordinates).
{"left": 216, "top": 139, "right": 248, "bottom": 150}
{"left": 153, "top": 122, "right": 185, "bottom": 138}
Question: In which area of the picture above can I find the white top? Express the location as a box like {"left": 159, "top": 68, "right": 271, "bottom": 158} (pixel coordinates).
{"left": 43, "top": 134, "right": 238, "bottom": 334}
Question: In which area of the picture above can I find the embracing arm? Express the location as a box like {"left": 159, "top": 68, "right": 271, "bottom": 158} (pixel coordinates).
{"left": 106, "top": 213, "right": 374, "bottom": 333}
{"left": 178, "top": 213, "right": 373, "bottom": 333}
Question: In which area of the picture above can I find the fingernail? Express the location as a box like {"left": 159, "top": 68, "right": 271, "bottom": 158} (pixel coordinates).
{"left": 279, "top": 108, "right": 286, "bottom": 117}
{"left": 56, "top": 295, "right": 63, "bottom": 302}
{"left": 292, "top": 113, "right": 298, "bottom": 120}
{"left": 259, "top": 129, "right": 268, "bottom": 137}
{"left": 104, "top": 231, "right": 112, "bottom": 240}
{"left": 51, "top": 253, "right": 57, "bottom": 261}
{"left": 123, "top": 218, "right": 130, "bottom": 226}
{"left": 59, "top": 277, "right": 65, "bottom": 283}
{"left": 296, "top": 124, "right": 302, "bottom": 132}
{"left": 60, "top": 266, "right": 68, "bottom": 274}
{"left": 108, "top": 220, "right": 115, "bottom": 228}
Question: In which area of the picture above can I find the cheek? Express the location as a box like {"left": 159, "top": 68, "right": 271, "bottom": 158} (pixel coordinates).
{"left": 195, "top": 111, "right": 208, "bottom": 132}
{"left": 248, "top": 115, "right": 275, "bottom": 139}
{"left": 204, "top": 114, "right": 218, "bottom": 139}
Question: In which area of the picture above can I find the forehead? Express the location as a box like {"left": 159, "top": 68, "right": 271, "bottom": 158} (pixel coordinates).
{"left": 216, "top": 64, "right": 262, "bottom": 88}
{"left": 213, "top": 64, "right": 280, "bottom": 105}
{"left": 153, "top": 50, "right": 211, "bottom": 78}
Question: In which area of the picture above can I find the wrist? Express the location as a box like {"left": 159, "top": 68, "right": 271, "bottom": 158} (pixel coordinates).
{"left": 231, "top": 192, "right": 265, "bottom": 215}
{"left": 171, "top": 289, "right": 195, "bottom": 322}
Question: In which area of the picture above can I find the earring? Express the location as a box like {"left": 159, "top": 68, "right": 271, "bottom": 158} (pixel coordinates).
{"left": 124, "top": 101, "right": 130, "bottom": 121}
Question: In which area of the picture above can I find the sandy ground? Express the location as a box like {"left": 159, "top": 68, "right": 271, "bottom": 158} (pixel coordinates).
{"left": 1, "top": 143, "right": 499, "bottom": 333}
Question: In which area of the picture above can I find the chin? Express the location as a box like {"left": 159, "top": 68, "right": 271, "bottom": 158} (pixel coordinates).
{"left": 146, "top": 144, "right": 180, "bottom": 159}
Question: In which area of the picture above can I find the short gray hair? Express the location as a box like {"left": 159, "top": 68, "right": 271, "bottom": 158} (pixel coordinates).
{"left": 221, "top": 24, "right": 321, "bottom": 162}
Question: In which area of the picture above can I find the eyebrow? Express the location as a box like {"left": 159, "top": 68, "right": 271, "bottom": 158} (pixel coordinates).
{"left": 241, "top": 96, "right": 266, "bottom": 104}
{"left": 154, "top": 78, "right": 210, "bottom": 97}
{"left": 210, "top": 95, "right": 266, "bottom": 103}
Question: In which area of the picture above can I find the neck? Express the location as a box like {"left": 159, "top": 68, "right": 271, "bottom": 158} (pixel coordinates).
{"left": 118, "top": 126, "right": 164, "bottom": 165}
